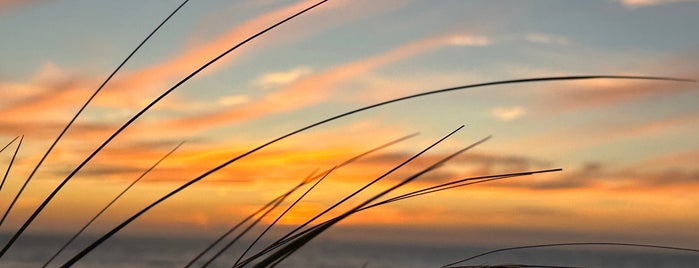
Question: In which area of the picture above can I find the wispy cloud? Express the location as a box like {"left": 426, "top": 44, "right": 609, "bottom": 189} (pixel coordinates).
{"left": 254, "top": 66, "right": 314, "bottom": 88}
{"left": 491, "top": 106, "right": 526, "bottom": 121}
{"left": 164, "top": 33, "right": 493, "bottom": 130}
{"left": 524, "top": 33, "right": 569, "bottom": 45}
{"left": 620, "top": 0, "right": 699, "bottom": 7}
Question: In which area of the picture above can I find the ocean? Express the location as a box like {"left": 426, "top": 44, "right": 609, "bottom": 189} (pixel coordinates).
{"left": 1, "top": 234, "right": 698, "bottom": 267}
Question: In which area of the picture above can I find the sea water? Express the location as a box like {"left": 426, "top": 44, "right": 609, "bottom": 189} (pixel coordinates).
{"left": 1, "top": 234, "right": 698, "bottom": 267}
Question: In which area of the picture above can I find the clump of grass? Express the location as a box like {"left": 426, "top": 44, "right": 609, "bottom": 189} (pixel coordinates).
{"left": 1, "top": 0, "right": 697, "bottom": 267}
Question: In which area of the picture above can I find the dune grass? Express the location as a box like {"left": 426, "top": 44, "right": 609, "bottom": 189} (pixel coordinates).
{"left": 1, "top": 0, "right": 698, "bottom": 267}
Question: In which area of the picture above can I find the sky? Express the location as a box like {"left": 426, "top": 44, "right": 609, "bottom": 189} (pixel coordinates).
{"left": 0, "top": 0, "right": 698, "bottom": 263}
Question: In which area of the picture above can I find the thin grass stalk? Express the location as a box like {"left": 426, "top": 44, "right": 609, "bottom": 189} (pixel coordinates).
{"left": 235, "top": 169, "right": 561, "bottom": 267}
{"left": 4, "top": 0, "right": 332, "bottom": 260}
{"left": 251, "top": 126, "right": 472, "bottom": 267}
{"left": 185, "top": 168, "right": 322, "bottom": 268}
{"left": 442, "top": 242, "right": 699, "bottom": 268}
{"left": 367, "top": 168, "right": 562, "bottom": 210}
{"left": 0, "top": 136, "right": 19, "bottom": 155}
{"left": 184, "top": 194, "right": 286, "bottom": 268}
{"left": 260, "top": 134, "right": 487, "bottom": 255}
{"left": 452, "top": 264, "right": 584, "bottom": 268}
{"left": 62, "top": 75, "right": 690, "bottom": 266}
{"left": 199, "top": 134, "right": 417, "bottom": 267}
{"left": 231, "top": 167, "right": 336, "bottom": 267}
{"left": 0, "top": 136, "right": 23, "bottom": 202}
{"left": 0, "top": 0, "right": 191, "bottom": 256}
{"left": 199, "top": 181, "right": 302, "bottom": 268}
{"left": 0, "top": 136, "right": 25, "bottom": 227}
{"left": 42, "top": 141, "right": 185, "bottom": 267}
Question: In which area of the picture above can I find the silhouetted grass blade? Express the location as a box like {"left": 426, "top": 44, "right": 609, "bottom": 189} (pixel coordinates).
{"left": 250, "top": 126, "right": 470, "bottom": 267}
{"left": 0, "top": 0, "right": 191, "bottom": 257}
{"left": 42, "top": 141, "right": 185, "bottom": 267}
{"left": 0, "top": 136, "right": 23, "bottom": 213}
{"left": 231, "top": 167, "right": 336, "bottom": 267}
{"left": 443, "top": 242, "right": 699, "bottom": 268}
{"left": 0, "top": 136, "right": 19, "bottom": 155}
{"left": 6, "top": 0, "right": 331, "bottom": 261}
{"left": 0, "top": 135, "right": 24, "bottom": 227}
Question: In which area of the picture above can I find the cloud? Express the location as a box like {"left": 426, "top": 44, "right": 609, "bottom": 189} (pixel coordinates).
{"left": 619, "top": 0, "right": 699, "bottom": 7}
{"left": 163, "top": 33, "right": 492, "bottom": 130}
{"left": 254, "top": 66, "right": 314, "bottom": 88}
{"left": 0, "top": 0, "right": 43, "bottom": 12}
{"left": 217, "top": 95, "right": 250, "bottom": 106}
{"left": 525, "top": 33, "right": 569, "bottom": 45}
{"left": 490, "top": 106, "right": 526, "bottom": 121}
{"left": 447, "top": 35, "right": 491, "bottom": 47}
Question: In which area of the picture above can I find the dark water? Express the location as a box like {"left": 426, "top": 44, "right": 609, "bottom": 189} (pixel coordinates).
{"left": 1, "top": 234, "right": 698, "bottom": 267}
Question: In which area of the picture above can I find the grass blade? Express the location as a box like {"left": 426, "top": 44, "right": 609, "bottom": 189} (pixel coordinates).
{"left": 199, "top": 178, "right": 303, "bottom": 268}
{"left": 442, "top": 242, "right": 699, "bottom": 268}
{"left": 452, "top": 264, "right": 584, "bottom": 268}
{"left": 0, "top": 136, "right": 19, "bottom": 155}
{"left": 3, "top": 0, "right": 333, "bottom": 262}
{"left": 0, "top": 136, "right": 24, "bottom": 227}
{"left": 231, "top": 167, "right": 336, "bottom": 267}
{"left": 62, "top": 75, "right": 689, "bottom": 265}
{"left": 0, "top": 136, "right": 23, "bottom": 208}
{"left": 186, "top": 133, "right": 416, "bottom": 267}
{"left": 0, "top": 0, "right": 190, "bottom": 257}
{"left": 367, "top": 168, "right": 563, "bottom": 210}
{"left": 250, "top": 126, "right": 470, "bottom": 267}
{"left": 41, "top": 141, "right": 185, "bottom": 267}
{"left": 184, "top": 169, "right": 318, "bottom": 268}
{"left": 236, "top": 169, "right": 561, "bottom": 267}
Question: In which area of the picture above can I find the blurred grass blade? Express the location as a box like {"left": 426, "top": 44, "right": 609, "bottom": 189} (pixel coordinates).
{"left": 0, "top": 136, "right": 24, "bottom": 227}
{"left": 186, "top": 133, "right": 415, "bottom": 267}
{"left": 250, "top": 127, "right": 470, "bottom": 267}
{"left": 199, "top": 178, "right": 302, "bottom": 268}
{"left": 452, "top": 264, "right": 584, "bottom": 268}
{"left": 0, "top": 136, "right": 23, "bottom": 209}
{"left": 0, "top": 0, "right": 191, "bottom": 257}
{"left": 236, "top": 169, "right": 560, "bottom": 266}
{"left": 184, "top": 170, "right": 318, "bottom": 268}
{"left": 0, "top": 136, "right": 19, "bottom": 155}
{"left": 42, "top": 141, "right": 185, "bottom": 267}
{"left": 6, "top": 0, "right": 331, "bottom": 260}
{"left": 375, "top": 168, "right": 562, "bottom": 206}
{"left": 62, "top": 75, "right": 689, "bottom": 265}
{"left": 443, "top": 242, "right": 699, "bottom": 268}
{"left": 232, "top": 167, "right": 336, "bottom": 267}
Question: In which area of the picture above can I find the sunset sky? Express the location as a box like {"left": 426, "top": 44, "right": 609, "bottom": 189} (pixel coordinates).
{"left": 0, "top": 0, "right": 698, "bottom": 257}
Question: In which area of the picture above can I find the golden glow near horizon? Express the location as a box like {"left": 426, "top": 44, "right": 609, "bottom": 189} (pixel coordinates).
{"left": 0, "top": 0, "right": 698, "bottom": 250}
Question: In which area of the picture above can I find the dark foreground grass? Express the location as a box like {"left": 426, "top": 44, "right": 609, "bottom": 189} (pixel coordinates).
{"left": 1, "top": 0, "right": 697, "bottom": 267}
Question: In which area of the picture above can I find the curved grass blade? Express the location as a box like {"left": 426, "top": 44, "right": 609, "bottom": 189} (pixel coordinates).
{"left": 442, "top": 242, "right": 699, "bottom": 268}
{"left": 2, "top": 0, "right": 331, "bottom": 259}
{"left": 42, "top": 141, "right": 185, "bottom": 267}
{"left": 62, "top": 75, "right": 690, "bottom": 265}
{"left": 452, "top": 264, "right": 584, "bottom": 268}
{"left": 184, "top": 169, "right": 318, "bottom": 268}
{"left": 0, "top": 136, "right": 19, "bottom": 155}
{"left": 367, "top": 168, "right": 562, "bottom": 210}
{"left": 193, "top": 169, "right": 319, "bottom": 268}
{"left": 259, "top": 134, "right": 488, "bottom": 259}
{"left": 230, "top": 167, "right": 336, "bottom": 267}
{"left": 199, "top": 179, "right": 302, "bottom": 268}
{"left": 0, "top": 0, "right": 191, "bottom": 257}
{"left": 236, "top": 169, "right": 561, "bottom": 267}
{"left": 187, "top": 133, "right": 416, "bottom": 267}
{"left": 0, "top": 136, "right": 23, "bottom": 203}
{"left": 251, "top": 126, "right": 469, "bottom": 267}
{"left": 0, "top": 136, "right": 24, "bottom": 227}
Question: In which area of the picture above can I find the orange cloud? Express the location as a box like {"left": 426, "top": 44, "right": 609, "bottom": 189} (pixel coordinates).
{"left": 164, "top": 33, "right": 491, "bottom": 130}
